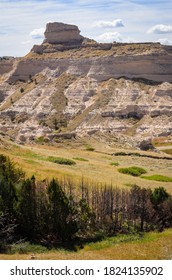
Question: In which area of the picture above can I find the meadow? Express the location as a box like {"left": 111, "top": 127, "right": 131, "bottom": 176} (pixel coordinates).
{"left": 0, "top": 137, "right": 172, "bottom": 194}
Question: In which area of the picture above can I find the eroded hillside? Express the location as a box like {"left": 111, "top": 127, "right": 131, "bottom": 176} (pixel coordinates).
{"left": 0, "top": 22, "right": 172, "bottom": 148}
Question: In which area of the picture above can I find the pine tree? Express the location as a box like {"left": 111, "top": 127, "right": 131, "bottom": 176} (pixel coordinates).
{"left": 17, "top": 176, "right": 37, "bottom": 240}
{"left": 47, "top": 178, "right": 78, "bottom": 242}
{"left": 0, "top": 212, "right": 16, "bottom": 253}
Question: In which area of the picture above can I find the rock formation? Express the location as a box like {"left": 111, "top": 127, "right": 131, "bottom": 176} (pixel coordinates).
{"left": 44, "top": 22, "right": 84, "bottom": 44}
{"left": 32, "top": 22, "right": 85, "bottom": 53}
{"left": 0, "top": 22, "right": 172, "bottom": 148}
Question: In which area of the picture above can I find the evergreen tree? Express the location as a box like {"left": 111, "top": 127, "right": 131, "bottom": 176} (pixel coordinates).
{"left": 151, "top": 187, "right": 170, "bottom": 231}
{"left": 0, "top": 212, "right": 16, "bottom": 253}
{"left": 47, "top": 178, "right": 78, "bottom": 242}
{"left": 17, "top": 176, "right": 37, "bottom": 240}
{"left": 77, "top": 198, "right": 95, "bottom": 235}
{"left": 0, "top": 154, "right": 24, "bottom": 184}
{"left": 151, "top": 187, "right": 169, "bottom": 205}
{"left": 0, "top": 178, "right": 17, "bottom": 217}
{"left": 35, "top": 181, "right": 49, "bottom": 239}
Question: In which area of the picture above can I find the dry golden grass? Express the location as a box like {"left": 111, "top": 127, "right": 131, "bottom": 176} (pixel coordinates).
{"left": 0, "top": 138, "right": 172, "bottom": 193}
{"left": 24, "top": 42, "right": 164, "bottom": 60}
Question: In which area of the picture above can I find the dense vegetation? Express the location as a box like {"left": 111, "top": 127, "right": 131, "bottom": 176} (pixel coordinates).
{"left": 48, "top": 156, "right": 76, "bottom": 165}
{"left": 118, "top": 166, "right": 147, "bottom": 176}
{"left": 0, "top": 154, "right": 172, "bottom": 253}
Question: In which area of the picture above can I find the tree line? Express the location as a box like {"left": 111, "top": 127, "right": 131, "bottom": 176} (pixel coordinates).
{"left": 0, "top": 154, "right": 172, "bottom": 253}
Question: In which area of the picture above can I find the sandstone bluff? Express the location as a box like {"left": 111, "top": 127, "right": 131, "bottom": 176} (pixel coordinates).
{"left": 0, "top": 22, "right": 172, "bottom": 149}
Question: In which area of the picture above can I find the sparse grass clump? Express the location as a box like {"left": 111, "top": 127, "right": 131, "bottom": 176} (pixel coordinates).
{"left": 48, "top": 156, "right": 76, "bottom": 165}
{"left": 141, "top": 174, "right": 172, "bottom": 182}
{"left": 110, "top": 162, "right": 119, "bottom": 166}
{"left": 118, "top": 166, "right": 147, "bottom": 177}
{"left": 85, "top": 145, "right": 95, "bottom": 151}
{"left": 35, "top": 136, "right": 46, "bottom": 144}
{"left": 73, "top": 157, "right": 89, "bottom": 162}
{"left": 163, "top": 149, "right": 172, "bottom": 155}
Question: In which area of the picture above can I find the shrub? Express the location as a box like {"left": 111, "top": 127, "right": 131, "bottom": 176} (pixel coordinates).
{"left": 85, "top": 145, "right": 95, "bottom": 151}
{"left": 35, "top": 136, "right": 45, "bottom": 144}
{"left": 118, "top": 166, "right": 147, "bottom": 177}
{"left": 151, "top": 187, "right": 169, "bottom": 205}
{"left": 113, "top": 152, "right": 127, "bottom": 156}
{"left": 110, "top": 162, "right": 119, "bottom": 166}
{"left": 48, "top": 156, "right": 76, "bottom": 165}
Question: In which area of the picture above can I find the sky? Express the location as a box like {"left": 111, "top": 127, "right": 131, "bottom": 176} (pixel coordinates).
{"left": 0, "top": 0, "right": 172, "bottom": 57}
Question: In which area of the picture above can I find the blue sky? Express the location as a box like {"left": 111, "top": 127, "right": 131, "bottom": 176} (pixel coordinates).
{"left": 0, "top": 0, "right": 172, "bottom": 56}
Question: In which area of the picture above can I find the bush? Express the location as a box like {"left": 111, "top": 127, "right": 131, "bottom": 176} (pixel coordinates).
{"left": 48, "top": 156, "right": 76, "bottom": 165}
{"left": 118, "top": 166, "right": 147, "bottom": 177}
{"left": 110, "top": 162, "right": 119, "bottom": 166}
{"left": 85, "top": 145, "right": 95, "bottom": 151}
{"left": 35, "top": 136, "right": 45, "bottom": 144}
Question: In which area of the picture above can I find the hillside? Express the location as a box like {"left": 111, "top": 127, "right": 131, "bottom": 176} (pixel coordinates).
{"left": 1, "top": 23, "right": 172, "bottom": 260}
{"left": 0, "top": 22, "right": 172, "bottom": 149}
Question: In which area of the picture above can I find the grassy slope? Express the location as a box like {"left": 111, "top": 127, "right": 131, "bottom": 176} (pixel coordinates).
{"left": 0, "top": 138, "right": 172, "bottom": 193}
{"left": 0, "top": 229, "right": 172, "bottom": 260}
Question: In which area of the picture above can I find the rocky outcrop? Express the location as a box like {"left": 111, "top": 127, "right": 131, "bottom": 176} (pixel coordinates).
{"left": 0, "top": 22, "right": 172, "bottom": 148}
{"left": 32, "top": 22, "right": 84, "bottom": 53}
{"left": 44, "top": 22, "right": 84, "bottom": 45}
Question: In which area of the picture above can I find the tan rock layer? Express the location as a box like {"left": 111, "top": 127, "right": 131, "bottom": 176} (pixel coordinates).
{"left": 8, "top": 53, "right": 172, "bottom": 83}
{"left": 44, "top": 22, "right": 84, "bottom": 44}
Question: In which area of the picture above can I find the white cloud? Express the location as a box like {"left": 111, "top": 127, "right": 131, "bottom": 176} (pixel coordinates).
{"left": 158, "top": 38, "right": 172, "bottom": 45}
{"left": 21, "top": 40, "right": 32, "bottom": 45}
{"left": 0, "top": 0, "right": 172, "bottom": 56}
{"left": 94, "top": 19, "right": 124, "bottom": 28}
{"left": 147, "top": 24, "right": 172, "bottom": 34}
{"left": 30, "top": 27, "right": 45, "bottom": 39}
{"left": 97, "top": 32, "right": 124, "bottom": 43}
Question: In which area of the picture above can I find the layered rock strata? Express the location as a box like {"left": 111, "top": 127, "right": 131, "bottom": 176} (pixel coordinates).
{"left": 0, "top": 22, "right": 172, "bottom": 148}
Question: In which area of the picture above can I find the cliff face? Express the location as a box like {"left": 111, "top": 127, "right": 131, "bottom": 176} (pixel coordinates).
{"left": 0, "top": 58, "right": 15, "bottom": 75}
{"left": 8, "top": 53, "right": 172, "bottom": 84}
{"left": 0, "top": 22, "right": 172, "bottom": 148}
